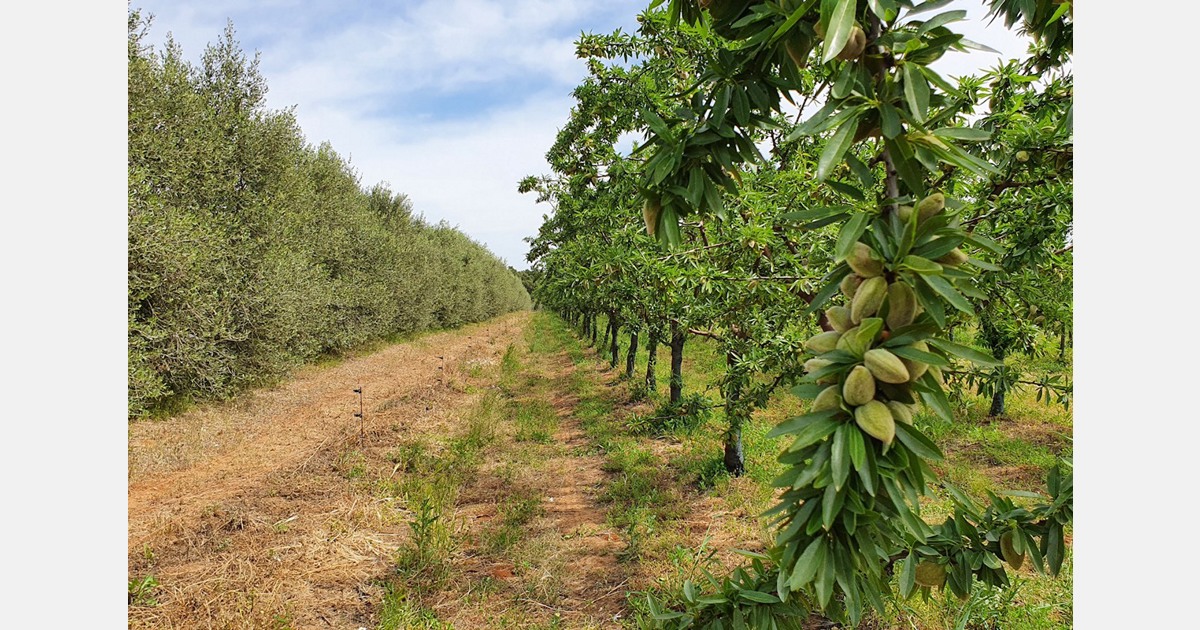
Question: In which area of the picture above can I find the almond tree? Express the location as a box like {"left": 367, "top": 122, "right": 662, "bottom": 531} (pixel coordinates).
{"left": 629, "top": 0, "right": 1073, "bottom": 625}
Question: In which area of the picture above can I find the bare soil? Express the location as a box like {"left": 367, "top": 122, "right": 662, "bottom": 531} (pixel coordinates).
{"left": 128, "top": 313, "right": 532, "bottom": 629}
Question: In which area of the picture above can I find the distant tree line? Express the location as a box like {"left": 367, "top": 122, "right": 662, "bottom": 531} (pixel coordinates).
{"left": 128, "top": 12, "right": 530, "bottom": 418}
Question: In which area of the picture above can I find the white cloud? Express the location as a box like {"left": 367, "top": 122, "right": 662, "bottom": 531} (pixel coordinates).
{"left": 304, "top": 89, "right": 577, "bottom": 268}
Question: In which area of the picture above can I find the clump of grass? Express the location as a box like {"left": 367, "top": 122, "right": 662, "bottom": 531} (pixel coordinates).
{"left": 336, "top": 450, "right": 367, "bottom": 480}
{"left": 514, "top": 400, "right": 558, "bottom": 443}
{"left": 376, "top": 582, "right": 452, "bottom": 630}
{"left": 128, "top": 574, "right": 159, "bottom": 607}
{"left": 484, "top": 487, "right": 545, "bottom": 554}
{"left": 386, "top": 439, "right": 429, "bottom": 475}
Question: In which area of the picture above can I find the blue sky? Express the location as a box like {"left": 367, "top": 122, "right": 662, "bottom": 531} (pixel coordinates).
{"left": 129, "top": 0, "right": 1028, "bottom": 269}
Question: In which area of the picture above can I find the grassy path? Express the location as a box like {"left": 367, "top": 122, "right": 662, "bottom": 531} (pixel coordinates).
{"left": 129, "top": 312, "right": 644, "bottom": 629}
{"left": 129, "top": 311, "right": 1071, "bottom": 629}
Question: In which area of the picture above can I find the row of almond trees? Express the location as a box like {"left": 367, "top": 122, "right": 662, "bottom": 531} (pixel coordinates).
{"left": 523, "top": 1, "right": 1071, "bottom": 626}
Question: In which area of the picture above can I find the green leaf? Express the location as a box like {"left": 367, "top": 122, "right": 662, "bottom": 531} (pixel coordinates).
{"left": 816, "top": 553, "right": 836, "bottom": 607}
{"left": 822, "top": 0, "right": 857, "bottom": 64}
{"left": 827, "top": 179, "right": 866, "bottom": 201}
{"left": 817, "top": 113, "right": 860, "bottom": 181}
{"left": 868, "top": 0, "right": 898, "bottom": 19}
{"left": 922, "top": 274, "right": 974, "bottom": 314}
{"left": 856, "top": 435, "right": 877, "bottom": 495}
{"left": 802, "top": 266, "right": 852, "bottom": 317}
{"left": 1047, "top": 520, "right": 1064, "bottom": 575}
{"left": 835, "top": 212, "right": 870, "bottom": 260}
{"left": 847, "top": 424, "right": 866, "bottom": 471}
{"left": 731, "top": 86, "right": 750, "bottom": 125}
{"left": 962, "top": 232, "right": 1004, "bottom": 256}
{"left": 831, "top": 424, "right": 851, "bottom": 490}
{"left": 902, "top": 63, "right": 929, "bottom": 122}
{"left": 686, "top": 167, "right": 705, "bottom": 207}
{"left": 899, "top": 554, "right": 917, "bottom": 598}
{"left": 927, "top": 338, "right": 1002, "bottom": 366}
{"left": 916, "top": 371, "right": 953, "bottom": 422}
{"left": 641, "top": 107, "right": 671, "bottom": 139}
{"left": 712, "top": 85, "right": 732, "bottom": 129}
{"left": 966, "top": 257, "right": 1001, "bottom": 272}
{"left": 905, "top": 0, "right": 957, "bottom": 17}
{"left": 845, "top": 153, "right": 875, "bottom": 189}
{"left": 702, "top": 175, "right": 725, "bottom": 216}
{"left": 898, "top": 255, "right": 943, "bottom": 275}
{"left": 739, "top": 590, "right": 782, "bottom": 604}
{"left": 889, "top": 344, "right": 949, "bottom": 366}
{"left": 788, "top": 537, "right": 826, "bottom": 588}
{"left": 771, "top": 0, "right": 818, "bottom": 43}
{"left": 913, "top": 235, "right": 964, "bottom": 260}
{"left": 791, "top": 383, "right": 828, "bottom": 399}
{"left": 821, "top": 482, "right": 841, "bottom": 530}
{"left": 789, "top": 99, "right": 841, "bottom": 139}
{"left": 912, "top": 280, "right": 945, "bottom": 328}
{"left": 781, "top": 204, "right": 854, "bottom": 223}
{"left": 1048, "top": 1, "right": 1071, "bottom": 25}
{"left": 883, "top": 136, "right": 927, "bottom": 197}
{"left": 856, "top": 317, "right": 884, "bottom": 346}
{"left": 914, "top": 9, "right": 967, "bottom": 36}
{"left": 879, "top": 102, "right": 902, "bottom": 139}
{"left": 894, "top": 422, "right": 943, "bottom": 461}
{"left": 767, "top": 408, "right": 843, "bottom": 440}
{"left": 831, "top": 61, "right": 856, "bottom": 100}
{"left": 659, "top": 203, "right": 682, "bottom": 247}
{"left": 932, "top": 126, "right": 991, "bottom": 142}
{"left": 958, "top": 36, "right": 1000, "bottom": 54}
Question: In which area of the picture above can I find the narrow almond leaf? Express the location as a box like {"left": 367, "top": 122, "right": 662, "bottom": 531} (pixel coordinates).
{"left": 932, "top": 127, "right": 992, "bottom": 141}
{"left": 966, "top": 257, "right": 1001, "bottom": 272}
{"left": 845, "top": 153, "right": 875, "bottom": 188}
{"left": 889, "top": 344, "right": 949, "bottom": 366}
{"left": 847, "top": 424, "right": 866, "bottom": 471}
{"left": 802, "top": 266, "right": 852, "bottom": 317}
{"left": 904, "top": 0, "right": 956, "bottom": 18}
{"left": 769, "top": 410, "right": 842, "bottom": 442}
{"left": 817, "top": 114, "right": 860, "bottom": 181}
{"left": 899, "top": 554, "right": 917, "bottom": 598}
{"left": 898, "top": 254, "right": 943, "bottom": 274}
{"left": 788, "top": 537, "right": 826, "bottom": 588}
{"left": 831, "top": 424, "right": 851, "bottom": 490}
{"left": 781, "top": 204, "right": 854, "bottom": 223}
{"left": 739, "top": 590, "right": 782, "bottom": 604}
{"left": 868, "top": 0, "right": 898, "bottom": 19}
{"left": 927, "top": 338, "right": 1002, "bottom": 366}
{"left": 894, "top": 422, "right": 944, "bottom": 460}
{"left": 835, "top": 212, "right": 870, "bottom": 260}
{"left": 879, "top": 102, "right": 902, "bottom": 139}
{"left": 712, "top": 85, "right": 731, "bottom": 129}
{"left": 902, "top": 63, "right": 929, "bottom": 122}
{"left": 916, "top": 371, "right": 953, "bottom": 422}
{"left": 822, "top": 0, "right": 857, "bottom": 64}
{"left": 922, "top": 274, "right": 974, "bottom": 314}
{"left": 659, "top": 203, "right": 682, "bottom": 247}
{"left": 914, "top": 9, "right": 967, "bottom": 37}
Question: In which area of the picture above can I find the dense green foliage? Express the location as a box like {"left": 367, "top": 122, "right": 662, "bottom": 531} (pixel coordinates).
{"left": 523, "top": 0, "right": 1072, "bottom": 626}
{"left": 128, "top": 12, "right": 530, "bottom": 418}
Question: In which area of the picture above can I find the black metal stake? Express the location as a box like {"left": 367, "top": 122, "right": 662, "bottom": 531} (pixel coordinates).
{"left": 353, "top": 387, "right": 364, "bottom": 447}
{"left": 437, "top": 355, "right": 444, "bottom": 387}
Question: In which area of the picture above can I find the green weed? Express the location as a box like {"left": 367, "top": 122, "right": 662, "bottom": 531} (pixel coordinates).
{"left": 128, "top": 574, "right": 159, "bottom": 607}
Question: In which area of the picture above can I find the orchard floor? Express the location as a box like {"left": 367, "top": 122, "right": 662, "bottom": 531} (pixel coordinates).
{"left": 128, "top": 311, "right": 1072, "bottom": 629}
